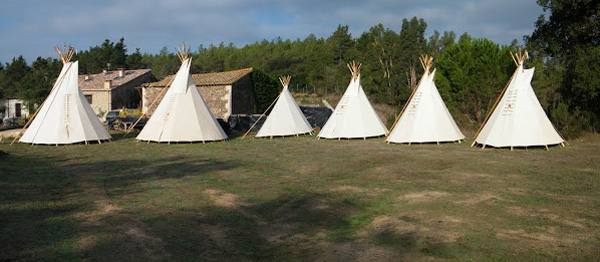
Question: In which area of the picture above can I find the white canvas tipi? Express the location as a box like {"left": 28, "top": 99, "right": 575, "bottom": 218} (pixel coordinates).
{"left": 387, "top": 55, "right": 465, "bottom": 144}
{"left": 19, "top": 47, "right": 111, "bottom": 145}
{"left": 256, "top": 76, "right": 313, "bottom": 138}
{"left": 473, "top": 51, "right": 564, "bottom": 149}
{"left": 137, "top": 46, "right": 227, "bottom": 143}
{"left": 318, "top": 61, "right": 388, "bottom": 139}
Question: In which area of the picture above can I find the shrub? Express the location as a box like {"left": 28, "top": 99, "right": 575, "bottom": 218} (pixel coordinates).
{"left": 250, "top": 70, "right": 279, "bottom": 113}
{"left": 549, "top": 102, "right": 591, "bottom": 139}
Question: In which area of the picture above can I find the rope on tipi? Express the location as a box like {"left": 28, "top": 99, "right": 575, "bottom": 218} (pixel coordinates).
{"left": 347, "top": 61, "right": 361, "bottom": 81}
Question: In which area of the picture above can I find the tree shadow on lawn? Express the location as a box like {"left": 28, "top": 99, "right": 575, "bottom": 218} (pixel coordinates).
{"left": 0, "top": 153, "right": 85, "bottom": 261}
{"left": 66, "top": 156, "right": 239, "bottom": 192}
{"left": 1, "top": 152, "right": 463, "bottom": 261}
{"left": 77, "top": 189, "right": 460, "bottom": 261}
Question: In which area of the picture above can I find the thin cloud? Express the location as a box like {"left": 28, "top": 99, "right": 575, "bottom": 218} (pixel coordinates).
{"left": 0, "top": 0, "right": 542, "bottom": 62}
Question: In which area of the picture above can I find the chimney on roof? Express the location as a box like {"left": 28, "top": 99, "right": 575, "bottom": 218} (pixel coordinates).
{"left": 84, "top": 75, "right": 90, "bottom": 81}
{"left": 104, "top": 79, "right": 112, "bottom": 89}
{"left": 117, "top": 68, "right": 125, "bottom": 78}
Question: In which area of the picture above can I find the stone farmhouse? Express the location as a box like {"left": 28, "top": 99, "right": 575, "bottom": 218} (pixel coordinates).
{"left": 79, "top": 68, "right": 154, "bottom": 115}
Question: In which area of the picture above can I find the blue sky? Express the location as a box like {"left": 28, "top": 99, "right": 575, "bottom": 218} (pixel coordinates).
{"left": 0, "top": 0, "right": 543, "bottom": 62}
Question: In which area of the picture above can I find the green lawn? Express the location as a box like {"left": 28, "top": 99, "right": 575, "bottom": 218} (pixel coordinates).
{"left": 1, "top": 134, "right": 599, "bottom": 261}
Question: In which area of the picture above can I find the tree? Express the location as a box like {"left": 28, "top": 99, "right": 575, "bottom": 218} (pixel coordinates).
{"left": 527, "top": 0, "right": 600, "bottom": 134}
{"left": 436, "top": 36, "right": 515, "bottom": 123}
{"left": 19, "top": 57, "right": 61, "bottom": 106}
{"left": 77, "top": 38, "right": 128, "bottom": 73}
{"left": 3, "top": 56, "right": 30, "bottom": 98}
{"left": 142, "top": 47, "right": 179, "bottom": 79}
{"left": 0, "top": 64, "right": 5, "bottom": 100}
{"left": 126, "top": 48, "right": 146, "bottom": 69}
{"left": 356, "top": 24, "right": 402, "bottom": 104}
{"left": 327, "top": 25, "right": 358, "bottom": 92}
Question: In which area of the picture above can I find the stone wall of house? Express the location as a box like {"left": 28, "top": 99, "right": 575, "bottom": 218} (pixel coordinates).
{"left": 142, "top": 87, "right": 161, "bottom": 114}
{"left": 82, "top": 90, "right": 110, "bottom": 116}
{"left": 111, "top": 72, "right": 153, "bottom": 110}
{"left": 199, "top": 85, "right": 230, "bottom": 119}
{"left": 230, "top": 74, "right": 255, "bottom": 114}
{"left": 143, "top": 85, "right": 231, "bottom": 120}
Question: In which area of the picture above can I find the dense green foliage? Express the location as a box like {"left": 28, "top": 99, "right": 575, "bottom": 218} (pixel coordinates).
{"left": 435, "top": 35, "right": 516, "bottom": 124}
{"left": 526, "top": 0, "right": 600, "bottom": 136}
{"left": 250, "top": 70, "right": 280, "bottom": 113}
{"left": 0, "top": 3, "right": 597, "bottom": 137}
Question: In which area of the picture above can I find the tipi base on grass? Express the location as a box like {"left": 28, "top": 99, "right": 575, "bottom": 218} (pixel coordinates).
{"left": 256, "top": 131, "right": 314, "bottom": 139}
{"left": 24, "top": 139, "right": 111, "bottom": 146}
{"left": 387, "top": 139, "right": 464, "bottom": 145}
{"left": 471, "top": 142, "right": 564, "bottom": 151}
{"left": 318, "top": 134, "right": 386, "bottom": 141}
{"left": 137, "top": 139, "right": 227, "bottom": 144}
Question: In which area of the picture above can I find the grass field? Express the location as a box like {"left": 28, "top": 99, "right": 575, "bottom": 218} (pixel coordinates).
{"left": 1, "top": 133, "right": 599, "bottom": 261}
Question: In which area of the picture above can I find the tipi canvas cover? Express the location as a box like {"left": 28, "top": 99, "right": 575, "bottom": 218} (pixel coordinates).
{"left": 137, "top": 49, "right": 227, "bottom": 143}
{"left": 473, "top": 51, "right": 564, "bottom": 149}
{"left": 387, "top": 55, "right": 464, "bottom": 144}
{"left": 20, "top": 47, "right": 111, "bottom": 145}
{"left": 256, "top": 76, "right": 312, "bottom": 137}
{"left": 318, "top": 62, "right": 388, "bottom": 139}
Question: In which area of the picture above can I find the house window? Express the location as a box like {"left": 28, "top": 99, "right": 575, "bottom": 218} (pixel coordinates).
{"left": 85, "top": 95, "right": 93, "bottom": 104}
{"left": 15, "top": 103, "right": 22, "bottom": 118}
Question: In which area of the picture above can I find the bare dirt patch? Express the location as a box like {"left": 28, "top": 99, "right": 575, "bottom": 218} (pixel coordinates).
{"left": 330, "top": 185, "right": 391, "bottom": 197}
{"left": 506, "top": 206, "right": 587, "bottom": 229}
{"left": 73, "top": 173, "right": 171, "bottom": 259}
{"left": 331, "top": 185, "right": 366, "bottom": 193}
{"left": 203, "top": 188, "right": 240, "bottom": 208}
{"left": 456, "top": 172, "right": 494, "bottom": 179}
{"left": 399, "top": 191, "right": 450, "bottom": 203}
{"left": 368, "top": 215, "right": 418, "bottom": 234}
{"left": 455, "top": 192, "right": 503, "bottom": 205}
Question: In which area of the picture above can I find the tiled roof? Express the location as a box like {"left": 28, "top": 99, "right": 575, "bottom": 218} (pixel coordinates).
{"left": 79, "top": 69, "right": 152, "bottom": 90}
{"left": 144, "top": 68, "right": 253, "bottom": 88}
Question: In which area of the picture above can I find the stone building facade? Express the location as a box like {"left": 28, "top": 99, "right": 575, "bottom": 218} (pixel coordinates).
{"left": 79, "top": 69, "right": 154, "bottom": 115}
{"left": 142, "top": 68, "right": 255, "bottom": 121}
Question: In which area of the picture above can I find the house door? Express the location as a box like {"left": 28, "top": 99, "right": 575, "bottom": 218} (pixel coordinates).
{"left": 15, "top": 103, "right": 22, "bottom": 118}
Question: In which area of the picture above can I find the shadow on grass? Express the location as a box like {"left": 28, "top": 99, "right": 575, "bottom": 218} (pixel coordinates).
{"left": 0, "top": 153, "right": 84, "bottom": 260}
{"left": 1, "top": 151, "right": 464, "bottom": 261}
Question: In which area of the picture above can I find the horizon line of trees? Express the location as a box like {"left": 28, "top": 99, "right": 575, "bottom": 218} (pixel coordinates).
{"left": 0, "top": 0, "right": 597, "bottom": 137}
